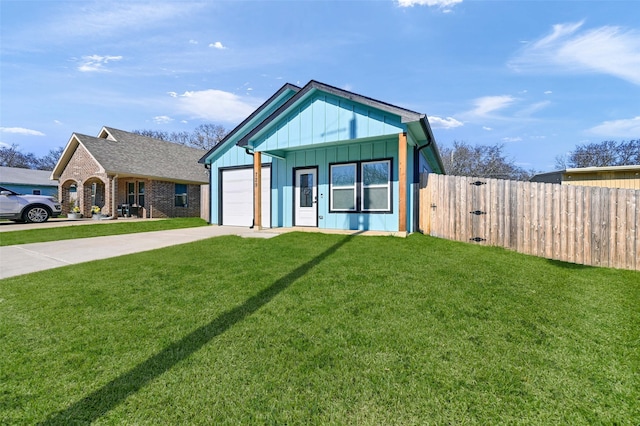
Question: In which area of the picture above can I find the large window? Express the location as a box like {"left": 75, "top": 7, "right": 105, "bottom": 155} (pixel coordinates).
{"left": 175, "top": 184, "right": 188, "bottom": 207}
{"left": 329, "top": 159, "right": 392, "bottom": 213}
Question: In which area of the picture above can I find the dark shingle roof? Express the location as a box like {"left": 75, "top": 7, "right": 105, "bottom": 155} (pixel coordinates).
{"left": 73, "top": 127, "right": 208, "bottom": 183}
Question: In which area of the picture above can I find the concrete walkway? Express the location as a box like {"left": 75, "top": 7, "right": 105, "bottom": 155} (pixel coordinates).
{"left": 0, "top": 225, "right": 280, "bottom": 280}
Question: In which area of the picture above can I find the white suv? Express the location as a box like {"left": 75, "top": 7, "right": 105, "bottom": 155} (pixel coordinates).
{"left": 0, "top": 186, "right": 62, "bottom": 223}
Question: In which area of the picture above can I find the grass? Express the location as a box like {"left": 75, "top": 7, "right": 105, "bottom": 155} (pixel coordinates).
{"left": 0, "top": 217, "right": 207, "bottom": 246}
{"left": 1, "top": 232, "right": 638, "bottom": 424}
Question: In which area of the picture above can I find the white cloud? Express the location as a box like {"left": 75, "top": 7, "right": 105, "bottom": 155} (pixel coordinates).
{"left": 483, "top": 126, "right": 492, "bottom": 131}
{"left": 0, "top": 127, "right": 45, "bottom": 136}
{"left": 174, "top": 89, "right": 261, "bottom": 123}
{"left": 588, "top": 116, "right": 640, "bottom": 138}
{"left": 396, "top": 0, "right": 463, "bottom": 11}
{"left": 429, "top": 116, "right": 463, "bottom": 129}
{"left": 189, "top": 40, "right": 198, "bottom": 45}
{"left": 469, "top": 95, "right": 516, "bottom": 117}
{"left": 502, "top": 137, "right": 523, "bottom": 143}
{"left": 544, "top": 90, "right": 553, "bottom": 95}
{"left": 209, "top": 41, "right": 226, "bottom": 50}
{"left": 48, "top": 3, "right": 202, "bottom": 40}
{"left": 516, "top": 101, "right": 551, "bottom": 117}
{"left": 153, "top": 116, "right": 173, "bottom": 124}
{"left": 167, "top": 91, "right": 178, "bottom": 98}
{"left": 78, "top": 54, "right": 122, "bottom": 72}
{"left": 509, "top": 21, "right": 640, "bottom": 85}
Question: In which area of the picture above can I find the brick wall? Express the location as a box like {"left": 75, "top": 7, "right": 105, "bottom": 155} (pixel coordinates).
{"left": 58, "top": 144, "right": 110, "bottom": 217}
{"left": 58, "top": 143, "right": 203, "bottom": 219}
{"left": 147, "top": 181, "right": 201, "bottom": 218}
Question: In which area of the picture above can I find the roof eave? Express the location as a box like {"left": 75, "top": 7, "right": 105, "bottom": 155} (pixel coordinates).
{"left": 237, "top": 80, "right": 424, "bottom": 148}
{"left": 199, "top": 83, "right": 301, "bottom": 164}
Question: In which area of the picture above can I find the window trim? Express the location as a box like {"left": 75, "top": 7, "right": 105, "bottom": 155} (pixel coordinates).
{"left": 329, "top": 162, "right": 357, "bottom": 212}
{"left": 175, "top": 183, "right": 188, "bottom": 208}
{"left": 361, "top": 159, "right": 391, "bottom": 212}
{"left": 328, "top": 158, "right": 393, "bottom": 214}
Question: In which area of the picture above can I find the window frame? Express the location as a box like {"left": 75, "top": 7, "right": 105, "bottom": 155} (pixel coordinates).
{"left": 328, "top": 158, "right": 393, "bottom": 214}
{"left": 329, "top": 162, "right": 357, "bottom": 212}
{"left": 175, "top": 183, "right": 188, "bottom": 207}
{"left": 361, "top": 159, "right": 391, "bottom": 212}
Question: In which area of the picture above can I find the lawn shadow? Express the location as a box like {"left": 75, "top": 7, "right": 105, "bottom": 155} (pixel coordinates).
{"left": 40, "top": 233, "right": 357, "bottom": 425}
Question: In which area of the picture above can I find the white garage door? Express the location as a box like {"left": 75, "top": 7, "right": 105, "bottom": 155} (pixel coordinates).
{"left": 221, "top": 166, "right": 271, "bottom": 227}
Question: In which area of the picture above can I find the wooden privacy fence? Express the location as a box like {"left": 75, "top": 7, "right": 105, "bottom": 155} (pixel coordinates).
{"left": 420, "top": 174, "right": 639, "bottom": 271}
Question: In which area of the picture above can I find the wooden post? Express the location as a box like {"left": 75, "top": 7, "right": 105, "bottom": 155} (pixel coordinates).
{"left": 398, "top": 133, "right": 407, "bottom": 233}
{"left": 253, "top": 152, "right": 262, "bottom": 229}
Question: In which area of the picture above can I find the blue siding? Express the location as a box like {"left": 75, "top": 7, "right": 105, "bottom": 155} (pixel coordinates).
{"left": 270, "top": 138, "right": 401, "bottom": 232}
{"left": 252, "top": 92, "right": 406, "bottom": 151}
{"left": 1, "top": 184, "right": 58, "bottom": 197}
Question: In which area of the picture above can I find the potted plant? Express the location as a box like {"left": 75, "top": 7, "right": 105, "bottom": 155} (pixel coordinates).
{"left": 68, "top": 205, "right": 81, "bottom": 219}
{"left": 91, "top": 205, "right": 102, "bottom": 220}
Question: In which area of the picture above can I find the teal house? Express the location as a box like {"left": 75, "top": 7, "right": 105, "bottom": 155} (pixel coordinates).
{"left": 199, "top": 81, "right": 444, "bottom": 234}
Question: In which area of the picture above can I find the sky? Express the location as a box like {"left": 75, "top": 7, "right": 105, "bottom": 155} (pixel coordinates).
{"left": 1, "top": 0, "right": 639, "bottom": 172}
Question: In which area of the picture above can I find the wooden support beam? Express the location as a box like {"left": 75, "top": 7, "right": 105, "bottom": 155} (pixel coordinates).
{"left": 253, "top": 152, "right": 262, "bottom": 229}
{"left": 398, "top": 133, "right": 407, "bottom": 233}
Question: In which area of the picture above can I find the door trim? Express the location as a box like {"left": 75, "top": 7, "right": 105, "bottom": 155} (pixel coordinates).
{"left": 293, "top": 166, "right": 318, "bottom": 227}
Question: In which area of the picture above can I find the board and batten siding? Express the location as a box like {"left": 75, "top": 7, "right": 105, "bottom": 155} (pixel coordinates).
{"left": 254, "top": 92, "right": 406, "bottom": 152}
{"left": 270, "top": 137, "right": 407, "bottom": 231}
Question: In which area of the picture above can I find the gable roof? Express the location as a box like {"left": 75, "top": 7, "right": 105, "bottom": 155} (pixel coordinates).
{"left": 199, "top": 83, "right": 301, "bottom": 164}
{"left": 0, "top": 166, "right": 57, "bottom": 186}
{"left": 237, "top": 80, "right": 426, "bottom": 148}
{"left": 52, "top": 127, "right": 208, "bottom": 183}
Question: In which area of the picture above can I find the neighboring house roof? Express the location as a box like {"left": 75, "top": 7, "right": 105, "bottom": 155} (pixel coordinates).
{"left": 52, "top": 127, "right": 209, "bottom": 183}
{"left": 532, "top": 165, "right": 640, "bottom": 181}
{"left": 0, "top": 166, "right": 57, "bottom": 186}
{"left": 563, "top": 165, "right": 640, "bottom": 174}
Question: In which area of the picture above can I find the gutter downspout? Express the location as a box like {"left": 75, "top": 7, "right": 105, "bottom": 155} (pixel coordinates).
{"left": 204, "top": 163, "right": 212, "bottom": 224}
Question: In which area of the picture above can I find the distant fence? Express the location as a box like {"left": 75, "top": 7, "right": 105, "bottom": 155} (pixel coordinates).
{"left": 420, "top": 174, "right": 639, "bottom": 271}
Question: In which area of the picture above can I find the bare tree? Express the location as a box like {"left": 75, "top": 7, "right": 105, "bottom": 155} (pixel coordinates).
{"left": 440, "top": 141, "right": 536, "bottom": 181}
{"left": 0, "top": 144, "right": 38, "bottom": 168}
{"left": 34, "top": 147, "right": 64, "bottom": 170}
{"left": 131, "top": 124, "right": 228, "bottom": 151}
{"left": 557, "top": 140, "right": 639, "bottom": 169}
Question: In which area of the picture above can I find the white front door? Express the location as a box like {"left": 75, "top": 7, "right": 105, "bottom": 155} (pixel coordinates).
{"left": 294, "top": 168, "right": 317, "bottom": 227}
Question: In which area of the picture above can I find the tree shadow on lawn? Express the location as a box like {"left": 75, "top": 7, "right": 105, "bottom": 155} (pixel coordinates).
{"left": 41, "top": 233, "right": 358, "bottom": 425}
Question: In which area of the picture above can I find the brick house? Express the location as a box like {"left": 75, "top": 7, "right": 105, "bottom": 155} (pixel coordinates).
{"left": 51, "top": 127, "right": 208, "bottom": 219}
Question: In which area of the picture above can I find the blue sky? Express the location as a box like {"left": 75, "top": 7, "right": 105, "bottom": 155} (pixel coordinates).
{"left": 1, "top": 0, "right": 639, "bottom": 172}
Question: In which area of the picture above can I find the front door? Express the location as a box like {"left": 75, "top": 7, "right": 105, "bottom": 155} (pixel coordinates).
{"left": 294, "top": 168, "right": 317, "bottom": 227}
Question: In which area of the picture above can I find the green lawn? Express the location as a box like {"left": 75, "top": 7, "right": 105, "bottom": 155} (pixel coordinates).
{"left": 1, "top": 233, "right": 638, "bottom": 424}
{"left": 0, "top": 217, "right": 207, "bottom": 246}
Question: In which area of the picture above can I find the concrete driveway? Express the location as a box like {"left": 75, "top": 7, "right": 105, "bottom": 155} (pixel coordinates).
{"left": 0, "top": 222, "right": 280, "bottom": 279}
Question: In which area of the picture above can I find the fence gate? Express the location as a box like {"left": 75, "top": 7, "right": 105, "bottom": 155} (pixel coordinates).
{"left": 420, "top": 173, "right": 639, "bottom": 271}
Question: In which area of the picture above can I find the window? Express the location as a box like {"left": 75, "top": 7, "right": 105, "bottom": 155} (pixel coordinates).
{"left": 329, "top": 159, "right": 392, "bottom": 213}
{"left": 175, "top": 184, "right": 187, "bottom": 207}
{"left": 138, "top": 182, "right": 145, "bottom": 207}
{"left": 330, "top": 163, "right": 356, "bottom": 211}
{"left": 362, "top": 160, "right": 390, "bottom": 211}
{"left": 32, "top": 190, "right": 41, "bottom": 195}
{"left": 127, "top": 182, "right": 135, "bottom": 205}
{"left": 127, "top": 182, "right": 145, "bottom": 206}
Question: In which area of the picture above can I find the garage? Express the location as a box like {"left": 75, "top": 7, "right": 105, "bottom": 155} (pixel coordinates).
{"left": 220, "top": 166, "right": 270, "bottom": 227}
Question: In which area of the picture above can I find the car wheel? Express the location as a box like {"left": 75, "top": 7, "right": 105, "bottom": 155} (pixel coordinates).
{"left": 24, "top": 206, "right": 50, "bottom": 223}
